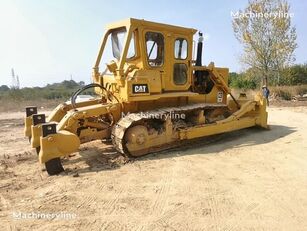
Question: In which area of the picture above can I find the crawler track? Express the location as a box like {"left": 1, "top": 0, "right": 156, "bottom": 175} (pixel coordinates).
{"left": 111, "top": 103, "right": 229, "bottom": 157}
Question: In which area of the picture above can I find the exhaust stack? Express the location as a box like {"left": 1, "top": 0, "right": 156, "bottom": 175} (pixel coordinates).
{"left": 196, "top": 32, "right": 204, "bottom": 66}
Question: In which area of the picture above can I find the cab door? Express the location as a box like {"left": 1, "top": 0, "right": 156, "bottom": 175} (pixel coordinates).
{"left": 141, "top": 30, "right": 165, "bottom": 94}
{"left": 168, "top": 35, "right": 191, "bottom": 91}
{"left": 160, "top": 34, "right": 191, "bottom": 92}
{"left": 142, "top": 30, "right": 191, "bottom": 93}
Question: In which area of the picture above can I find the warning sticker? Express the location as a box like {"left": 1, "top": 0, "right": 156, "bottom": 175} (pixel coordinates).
{"left": 217, "top": 91, "right": 223, "bottom": 103}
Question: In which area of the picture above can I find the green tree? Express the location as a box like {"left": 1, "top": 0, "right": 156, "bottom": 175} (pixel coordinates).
{"left": 0, "top": 85, "right": 10, "bottom": 91}
{"left": 280, "top": 64, "right": 307, "bottom": 85}
{"left": 229, "top": 72, "right": 257, "bottom": 90}
{"left": 232, "top": 0, "right": 297, "bottom": 86}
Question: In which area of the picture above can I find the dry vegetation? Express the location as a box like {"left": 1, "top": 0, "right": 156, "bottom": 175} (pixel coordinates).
{"left": 270, "top": 85, "right": 307, "bottom": 100}
{"left": 0, "top": 99, "right": 63, "bottom": 113}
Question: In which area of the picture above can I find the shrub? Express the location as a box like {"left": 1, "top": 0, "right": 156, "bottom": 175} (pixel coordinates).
{"left": 229, "top": 72, "right": 257, "bottom": 90}
{"left": 270, "top": 85, "right": 307, "bottom": 100}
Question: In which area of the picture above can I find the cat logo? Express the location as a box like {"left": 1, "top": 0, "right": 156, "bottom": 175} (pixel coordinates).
{"left": 132, "top": 84, "right": 149, "bottom": 94}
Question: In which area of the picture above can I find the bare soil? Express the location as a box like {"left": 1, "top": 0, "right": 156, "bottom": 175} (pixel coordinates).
{"left": 0, "top": 106, "right": 307, "bottom": 231}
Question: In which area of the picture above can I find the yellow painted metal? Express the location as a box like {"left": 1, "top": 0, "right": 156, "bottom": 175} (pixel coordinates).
{"left": 36, "top": 102, "right": 122, "bottom": 162}
{"left": 79, "top": 127, "right": 111, "bottom": 144}
{"left": 254, "top": 93, "right": 268, "bottom": 128}
{"left": 56, "top": 102, "right": 121, "bottom": 133}
{"left": 179, "top": 116, "right": 258, "bottom": 140}
{"left": 39, "top": 131, "right": 80, "bottom": 163}
{"left": 179, "top": 95, "right": 268, "bottom": 140}
{"left": 47, "top": 98, "right": 103, "bottom": 123}
{"left": 125, "top": 118, "right": 177, "bottom": 155}
{"left": 31, "top": 124, "right": 43, "bottom": 148}
{"left": 24, "top": 99, "right": 103, "bottom": 141}
{"left": 93, "top": 18, "right": 198, "bottom": 103}
{"left": 24, "top": 116, "right": 33, "bottom": 138}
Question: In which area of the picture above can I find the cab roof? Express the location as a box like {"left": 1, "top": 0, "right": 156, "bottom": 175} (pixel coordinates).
{"left": 105, "top": 18, "right": 198, "bottom": 35}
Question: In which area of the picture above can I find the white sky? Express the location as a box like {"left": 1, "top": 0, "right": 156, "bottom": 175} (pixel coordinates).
{"left": 0, "top": 0, "right": 306, "bottom": 88}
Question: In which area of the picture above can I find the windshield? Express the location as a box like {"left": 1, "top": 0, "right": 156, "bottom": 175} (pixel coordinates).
{"left": 99, "top": 27, "right": 135, "bottom": 74}
{"left": 111, "top": 28, "right": 127, "bottom": 60}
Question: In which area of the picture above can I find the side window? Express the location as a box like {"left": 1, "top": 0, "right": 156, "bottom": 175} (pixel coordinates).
{"left": 173, "top": 63, "right": 188, "bottom": 85}
{"left": 111, "top": 28, "right": 127, "bottom": 60}
{"left": 127, "top": 32, "right": 136, "bottom": 59}
{"left": 145, "top": 32, "right": 164, "bottom": 67}
{"left": 174, "top": 38, "right": 188, "bottom": 60}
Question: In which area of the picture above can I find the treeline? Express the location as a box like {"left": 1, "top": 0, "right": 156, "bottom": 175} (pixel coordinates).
{"left": 1, "top": 64, "right": 307, "bottom": 102}
{"left": 229, "top": 63, "right": 307, "bottom": 90}
{"left": 0, "top": 80, "right": 94, "bottom": 101}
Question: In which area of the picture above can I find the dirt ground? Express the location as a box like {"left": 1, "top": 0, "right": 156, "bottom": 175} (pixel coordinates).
{"left": 0, "top": 106, "right": 307, "bottom": 231}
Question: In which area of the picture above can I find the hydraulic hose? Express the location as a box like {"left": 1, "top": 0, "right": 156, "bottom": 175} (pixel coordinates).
{"left": 70, "top": 83, "right": 119, "bottom": 109}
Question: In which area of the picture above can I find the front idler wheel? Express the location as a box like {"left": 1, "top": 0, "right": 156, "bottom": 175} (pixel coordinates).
{"left": 45, "top": 158, "right": 64, "bottom": 175}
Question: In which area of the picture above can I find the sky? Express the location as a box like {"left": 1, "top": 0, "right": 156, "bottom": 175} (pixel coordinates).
{"left": 0, "top": 0, "right": 306, "bottom": 87}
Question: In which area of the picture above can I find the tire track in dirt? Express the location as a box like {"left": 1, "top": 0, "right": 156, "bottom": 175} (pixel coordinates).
{"left": 137, "top": 158, "right": 179, "bottom": 231}
{"left": 76, "top": 194, "right": 100, "bottom": 211}
{"left": 259, "top": 163, "right": 307, "bottom": 225}
{"left": 216, "top": 155, "right": 265, "bottom": 231}
{"left": 205, "top": 178, "right": 224, "bottom": 230}
{"left": 74, "top": 183, "right": 126, "bottom": 219}
{"left": 98, "top": 186, "right": 129, "bottom": 231}
{"left": 98, "top": 166, "right": 141, "bottom": 230}
{"left": 151, "top": 203, "right": 186, "bottom": 230}
{"left": 219, "top": 156, "right": 301, "bottom": 231}
{"left": 226, "top": 202, "right": 260, "bottom": 231}
{"left": 100, "top": 220, "right": 123, "bottom": 231}
{"left": 194, "top": 154, "right": 262, "bottom": 231}
{"left": 103, "top": 185, "right": 125, "bottom": 216}
{"left": 0, "top": 194, "right": 12, "bottom": 210}
{"left": 195, "top": 155, "right": 229, "bottom": 231}
{"left": 150, "top": 169, "right": 172, "bottom": 216}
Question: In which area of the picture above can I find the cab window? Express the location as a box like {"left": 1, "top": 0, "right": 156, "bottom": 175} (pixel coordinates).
{"left": 173, "top": 63, "right": 188, "bottom": 85}
{"left": 127, "top": 32, "right": 136, "bottom": 59}
{"left": 111, "top": 28, "right": 127, "bottom": 60}
{"left": 99, "top": 28, "right": 135, "bottom": 74}
{"left": 174, "top": 38, "right": 188, "bottom": 60}
{"left": 145, "top": 32, "right": 164, "bottom": 67}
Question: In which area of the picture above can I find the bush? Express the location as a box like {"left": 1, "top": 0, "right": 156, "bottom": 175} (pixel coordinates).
{"left": 0, "top": 85, "right": 9, "bottom": 91}
{"left": 229, "top": 72, "right": 257, "bottom": 90}
{"left": 277, "top": 89, "right": 292, "bottom": 100}
{"left": 270, "top": 85, "right": 307, "bottom": 100}
{"left": 295, "top": 85, "right": 307, "bottom": 96}
{"left": 280, "top": 64, "right": 307, "bottom": 85}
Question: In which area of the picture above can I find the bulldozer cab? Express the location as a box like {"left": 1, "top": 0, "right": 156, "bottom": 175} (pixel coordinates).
{"left": 93, "top": 18, "right": 197, "bottom": 95}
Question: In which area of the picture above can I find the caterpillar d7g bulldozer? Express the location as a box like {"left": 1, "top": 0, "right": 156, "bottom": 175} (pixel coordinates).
{"left": 24, "top": 18, "right": 268, "bottom": 175}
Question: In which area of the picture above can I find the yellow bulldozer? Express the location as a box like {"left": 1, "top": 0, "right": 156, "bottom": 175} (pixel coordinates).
{"left": 24, "top": 18, "right": 268, "bottom": 175}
